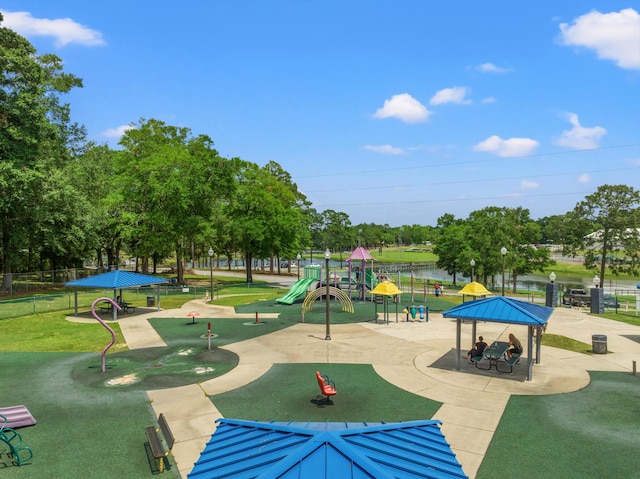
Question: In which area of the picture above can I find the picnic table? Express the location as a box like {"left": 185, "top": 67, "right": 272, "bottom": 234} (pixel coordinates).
{"left": 472, "top": 341, "right": 509, "bottom": 370}
{"left": 99, "top": 303, "right": 113, "bottom": 314}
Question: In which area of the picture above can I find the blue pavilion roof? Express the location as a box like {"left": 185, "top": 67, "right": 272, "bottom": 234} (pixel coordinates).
{"left": 65, "top": 270, "right": 168, "bottom": 289}
{"left": 443, "top": 296, "right": 552, "bottom": 326}
{"left": 188, "top": 419, "right": 467, "bottom": 479}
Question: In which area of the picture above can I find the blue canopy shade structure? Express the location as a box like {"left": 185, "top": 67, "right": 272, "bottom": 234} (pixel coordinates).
{"left": 443, "top": 296, "right": 553, "bottom": 380}
{"left": 188, "top": 419, "right": 468, "bottom": 479}
{"left": 65, "top": 270, "right": 168, "bottom": 319}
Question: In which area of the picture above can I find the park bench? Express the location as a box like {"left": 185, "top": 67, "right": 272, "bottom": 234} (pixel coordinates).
{"left": 315, "top": 371, "right": 337, "bottom": 404}
{"left": 145, "top": 413, "right": 174, "bottom": 473}
{"left": 497, "top": 353, "right": 521, "bottom": 373}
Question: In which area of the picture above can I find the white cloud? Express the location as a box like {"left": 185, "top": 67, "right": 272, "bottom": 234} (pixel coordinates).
{"left": 477, "top": 62, "right": 512, "bottom": 73}
{"left": 102, "top": 124, "right": 134, "bottom": 138}
{"left": 559, "top": 8, "right": 640, "bottom": 70}
{"left": 1, "top": 10, "right": 105, "bottom": 47}
{"left": 578, "top": 173, "right": 591, "bottom": 183}
{"left": 520, "top": 180, "right": 539, "bottom": 190}
{"left": 373, "top": 93, "right": 431, "bottom": 123}
{"left": 554, "top": 112, "right": 606, "bottom": 150}
{"left": 473, "top": 135, "right": 539, "bottom": 157}
{"left": 363, "top": 144, "right": 407, "bottom": 155}
{"left": 482, "top": 97, "right": 496, "bottom": 104}
{"left": 430, "top": 87, "right": 471, "bottom": 106}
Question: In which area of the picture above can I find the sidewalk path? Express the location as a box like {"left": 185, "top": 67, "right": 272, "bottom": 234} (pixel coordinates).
{"left": 108, "top": 300, "right": 640, "bottom": 479}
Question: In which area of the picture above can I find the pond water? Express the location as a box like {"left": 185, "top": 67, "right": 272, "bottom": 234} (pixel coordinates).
{"left": 381, "top": 266, "right": 638, "bottom": 295}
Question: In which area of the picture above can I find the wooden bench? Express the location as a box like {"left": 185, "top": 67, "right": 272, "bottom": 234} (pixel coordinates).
{"left": 315, "top": 371, "right": 337, "bottom": 404}
{"left": 498, "top": 353, "right": 521, "bottom": 373}
{"left": 145, "top": 413, "right": 174, "bottom": 473}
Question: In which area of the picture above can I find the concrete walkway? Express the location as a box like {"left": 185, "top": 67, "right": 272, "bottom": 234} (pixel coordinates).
{"left": 105, "top": 300, "right": 640, "bottom": 478}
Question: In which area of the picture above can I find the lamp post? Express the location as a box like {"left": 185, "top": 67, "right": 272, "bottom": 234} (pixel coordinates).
{"left": 324, "top": 248, "right": 331, "bottom": 340}
{"left": 591, "top": 274, "right": 604, "bottom": 314}
{"left": 208, "top": 248, "right": 214, "bottom": 302}
{"left": 546, "top": 271, "right": 558, "bottom": 307}
{"left": 500, "top": 247, "right": 507, "bottom": 296}
{"left": 470, "top": 259, "right": 475, "bottom": 283}
{"left": 296, "top": 253, "right": 301, "bottom": 279}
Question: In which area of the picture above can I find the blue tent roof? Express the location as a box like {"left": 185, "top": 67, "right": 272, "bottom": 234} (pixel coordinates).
{"left": 188, "top": 419, "right": 467, "bottom": 479}
{"left": 65, "top": 270, "right": 168, "bottom": 289}
{"left": 442, "top": 296, "right": 552, "bottom": 326}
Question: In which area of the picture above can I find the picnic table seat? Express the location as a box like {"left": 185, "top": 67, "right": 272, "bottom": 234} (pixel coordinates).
{"left": 497, "top": 353, "right": 521, "bottom": 373}
{"left": 120, "top": 302, "right": 136, "bottom": 313}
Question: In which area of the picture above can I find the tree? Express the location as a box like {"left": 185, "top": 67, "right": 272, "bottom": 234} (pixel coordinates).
{"left": 117, "top": 119, "right": 232, "bottom": 281}
{"left": 321, "top": 209, "right": 351, "bottom": 264}
{"left": 500, "top": 208, "right": 553, "bottom": 292}
{"left": 569, "top": 184, "right": 640, "bottom": 286}
{"left": 433, "top": 214, "right": 469, "bottom": 285}
{"left": 0, "top": 15, "right": 83, "bottom": 290}
{"left": 226, "top": 159, "right": 301, "bottom": 283}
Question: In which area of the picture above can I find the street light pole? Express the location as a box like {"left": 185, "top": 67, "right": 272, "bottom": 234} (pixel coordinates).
{"left": 324, "top": 248, "right": 331, "bottom": 340}
{"left": 501, "top": 247, "right": 507, "bottom": 296}
{"left": 470, "top": 259, "right": 475, "bottom": 283}
{"left": 208, "top": 248, "right": 214, "bottom": 302}
{"left": 296, "top": 253, "right": 301, "bottom": 279}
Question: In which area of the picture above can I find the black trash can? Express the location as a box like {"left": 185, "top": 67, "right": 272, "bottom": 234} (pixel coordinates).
{"left": 147, "top": 296, "right": 155, "bottom": 307}
{"left": 592, "top": 334, "right": 607, "bottom": 354}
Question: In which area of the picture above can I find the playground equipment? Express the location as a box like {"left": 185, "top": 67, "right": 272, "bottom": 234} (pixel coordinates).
{"left": 91, "top": 297, "right": 121, "bottom": 372}
{"left": 369, "top": 281, "right": 401, "bottom": 324}
{"left": 301, "top": 287, "right": 354, "bottom": 317}
{"left": 0, "top": 414, "right": 33, "bottom": 466}
{"left": 346, "top": 246, "right": 377, "bottom": 301}
{"left": 276, "top": 266, "right": 321, "bottom": 304}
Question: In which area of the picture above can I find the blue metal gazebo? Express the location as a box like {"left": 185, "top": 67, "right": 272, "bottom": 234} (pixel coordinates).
{"left": 65, "top": 270, "right": 168, "bottom": 319}
{"left": 443, "top": 296, "right": 553, "bottom": 380}
{"left": 188, "top": 419, "right": 468, "bottom": 478}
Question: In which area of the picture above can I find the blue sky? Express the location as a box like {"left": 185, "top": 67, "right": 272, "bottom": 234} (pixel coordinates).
{"left": 2, "top": 1, "right": 639, "bottom": 226}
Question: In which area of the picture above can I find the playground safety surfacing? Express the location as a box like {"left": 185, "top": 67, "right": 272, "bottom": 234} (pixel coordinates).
{"left": 71, "top": 345, "right": 238, "bottom": 391}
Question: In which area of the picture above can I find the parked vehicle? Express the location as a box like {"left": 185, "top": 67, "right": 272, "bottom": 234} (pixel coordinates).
{"left": 562, "top": 289, "right": 590, "bottom": 307}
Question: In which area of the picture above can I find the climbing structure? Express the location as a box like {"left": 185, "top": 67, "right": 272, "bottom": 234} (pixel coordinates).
{"left": 346, "top": 246, "right": 377, "bottom": 301}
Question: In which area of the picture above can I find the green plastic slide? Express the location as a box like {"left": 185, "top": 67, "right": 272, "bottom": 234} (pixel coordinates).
{"left": 364, "top": 269, "right": 378, "bottom": 288}
{"left": 276, "top": 277, "right": 317, "bottom": 304}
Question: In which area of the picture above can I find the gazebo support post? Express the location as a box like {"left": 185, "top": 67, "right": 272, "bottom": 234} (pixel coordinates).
{"left": 535, "top": 326, "right": 542, "bottom": 364}
{"left": 74, "top": 290, "right": 79, "bottom": 316}
{"left": 456, "top": 319, "right": 462, "bottom": 371}
{"left": 527, "top": 326, "right": 534, "bottom": 381}
{"left": 471, "top": 321, "right": 477, "bottom": 349}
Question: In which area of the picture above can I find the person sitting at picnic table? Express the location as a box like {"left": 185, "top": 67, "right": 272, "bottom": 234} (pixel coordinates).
{"left": 506, "top": 333, "right": 523, "bottom": 359}
{"left": 463, "top": 335, "right": 488, "bottom": 363}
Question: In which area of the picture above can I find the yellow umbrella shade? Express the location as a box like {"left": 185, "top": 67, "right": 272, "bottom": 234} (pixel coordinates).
{"left": 369, "top": 280, "right": 402, "bottom": 296}
{"left": 457, "top": 281, "right": 492, "bottom": 297}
